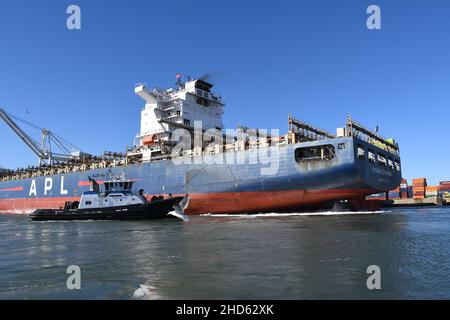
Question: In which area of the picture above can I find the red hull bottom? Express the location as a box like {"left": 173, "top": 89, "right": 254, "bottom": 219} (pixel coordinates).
{"left": 0, "top": 189, "right": 376, "bottom": 215}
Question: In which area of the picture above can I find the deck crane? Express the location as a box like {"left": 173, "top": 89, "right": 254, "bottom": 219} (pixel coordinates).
{"left": 0, "top": 108, "right": 87, "bottom": 166}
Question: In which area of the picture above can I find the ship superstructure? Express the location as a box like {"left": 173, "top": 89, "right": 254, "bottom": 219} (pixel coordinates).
{"left": 131, "top": 78, "right": 224, "bottom": 162}
{"left": 0, "top": 76, "right": 402, "bottom": 214}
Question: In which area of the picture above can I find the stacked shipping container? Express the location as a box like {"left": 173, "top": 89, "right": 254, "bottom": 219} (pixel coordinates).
{"left": 366, "top": 192, "right": 387, "bottom": 201}
{"left": 399, "top": 178, "right": 408, "bottom": 199}
{"left": 439, "top": 181, "right": 450, "bottom": 198}
{"left": 412, "top": 178, "right": 427, "bottom": 199}
{"left": 388, "top": 187, "right": 401, "bottom": 200}
{"left": 425, "top": 186, "right": 438, "bottom": 198}
{"left": 367, "top": 177, "right": 448, "bottom": 201}
{"left": 407, "top": 186, "right": 413, "bottom": 199}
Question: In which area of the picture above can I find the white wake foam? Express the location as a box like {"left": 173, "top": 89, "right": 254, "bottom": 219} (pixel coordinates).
{"left": 0, "top": 210, "right": 33, "bottom": 215}
{"left": 130, "top": 284, "right": 154, "bottom": 300}
{"left": 201, "top": 211, "right": 386, "bottom": 218}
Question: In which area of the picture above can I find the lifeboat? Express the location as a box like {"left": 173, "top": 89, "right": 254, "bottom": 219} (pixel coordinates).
{"left": 142, "top": 134, "right": 157, "bottom": 146}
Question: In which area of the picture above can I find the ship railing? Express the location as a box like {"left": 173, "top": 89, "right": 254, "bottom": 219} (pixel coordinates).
{"left": 296, "top": 155, "right": 334, "bottom": 163}
{"left": 346, "top": 116, "right": 399, "bottom": 156}
{"left": 288, "top": 114, "right": 335, "bottom": 142}
{"left": 2, "top": 157, "right": 133, "bottom": 181}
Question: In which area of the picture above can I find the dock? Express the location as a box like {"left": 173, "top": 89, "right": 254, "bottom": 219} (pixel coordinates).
{"left": 382, "top": 197, "right": 448, "bottom": 207}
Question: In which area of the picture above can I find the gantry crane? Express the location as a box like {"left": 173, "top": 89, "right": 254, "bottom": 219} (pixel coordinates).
{"left": 0, "top": 107, "right": 86, "bottom": 166}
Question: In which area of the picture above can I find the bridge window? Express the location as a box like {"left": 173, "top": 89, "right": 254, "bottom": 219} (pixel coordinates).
{"left": 368, "top": 149, "right": 376, "bottom": 163}
{"left": 377, "top": 153, "right": 387, "bottom": 166}
{"left": 388, "top": 158, "right": 394, "bottom": 170}
{"left": 357, "top": 145, "right": 365, "bottom": 159}
{"left": 395, "top": 160, "right": 401, "bottom": 171}
{"left": 295, "top": 145, "right": 335, "bottom": 163}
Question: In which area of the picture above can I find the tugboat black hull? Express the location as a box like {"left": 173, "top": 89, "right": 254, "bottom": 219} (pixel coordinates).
{"left": 30, "top": 197, "right": 184, "bottom": 221}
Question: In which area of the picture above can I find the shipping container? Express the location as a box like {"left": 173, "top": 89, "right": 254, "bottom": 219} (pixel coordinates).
{"left": 366, "top": 192, "right": 387, "bottom": 201}
{"left": 412, "top": 178, "right": 427, "bottom": 188}
{"left": 407, "top": 186, "right": 413, "bottom": 198}
{"left": 388, "top": 193, "right": 400, "bottom": 199}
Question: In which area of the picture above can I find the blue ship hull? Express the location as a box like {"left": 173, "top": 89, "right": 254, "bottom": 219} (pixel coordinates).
{"left": 0, "top": 137, "right": 401, "bottom": 214}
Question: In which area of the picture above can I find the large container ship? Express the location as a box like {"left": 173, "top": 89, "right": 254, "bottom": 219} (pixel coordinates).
{"left": 0, "top": 76, "right": 402, "bottom": 214}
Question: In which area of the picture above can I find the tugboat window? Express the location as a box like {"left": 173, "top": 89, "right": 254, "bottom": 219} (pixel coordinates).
{"left": 295, "top": 145, "right": 335, "bottom": 163}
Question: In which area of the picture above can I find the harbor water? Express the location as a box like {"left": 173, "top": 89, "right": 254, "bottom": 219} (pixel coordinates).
{"left": 1, "top": 207, "right": 450, "bottom": 299}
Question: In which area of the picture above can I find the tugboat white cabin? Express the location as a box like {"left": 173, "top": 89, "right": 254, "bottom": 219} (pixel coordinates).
{"left": 78, "top": 177, "right": 146, "bottom": 209}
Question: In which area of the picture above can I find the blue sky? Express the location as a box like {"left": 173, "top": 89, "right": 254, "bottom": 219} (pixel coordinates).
{"left": 0, "top": 0, "right": 449, "bottom": 185}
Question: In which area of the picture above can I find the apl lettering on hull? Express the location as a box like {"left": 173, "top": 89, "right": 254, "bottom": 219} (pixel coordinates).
{"left": 28, "top": 176, "right": 69, "bottom": 197}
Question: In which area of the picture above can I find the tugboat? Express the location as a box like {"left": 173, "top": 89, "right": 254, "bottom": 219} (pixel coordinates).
{"left": 30, "top": 176, "right": 190, "bottom": 221}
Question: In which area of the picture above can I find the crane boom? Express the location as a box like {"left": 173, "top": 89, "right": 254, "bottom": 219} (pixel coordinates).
{"left": 0, "top": 108, "right": 46, "bottom": 159}
{"left": 0, "top": 107, "right": 86, "bottom": 166}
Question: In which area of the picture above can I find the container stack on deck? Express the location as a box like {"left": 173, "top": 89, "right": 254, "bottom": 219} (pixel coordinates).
{"left": 384, "top": 178, "right": 408, "bottom": 200}
{"left": 399, "top": 178, "right": 408, "bottom": 199}
{"left": 425, "top": 186, "right": 438, "bottom": 198}
{"left": 0, "top": 168, "right": 11, "bottom": 177}
{"left": 407, "top": 186, "right": 413, "bottom": 199}
{"left": 388, "top": 187, "right": 401, "bottom": 200}
{"left": 366, "top": 192, "right": 387, "bottom": 201}
{"left": 412, "top": 178, "right": 427, "bottom": 199}
{"left": 370, "top": 176, "right": 450, "bottom": 207}
{"left": 367, "top": 177, "right": 450, "bottom": 206}
{"left": 439, "top": 181, "right": 450, "bottom": 199}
